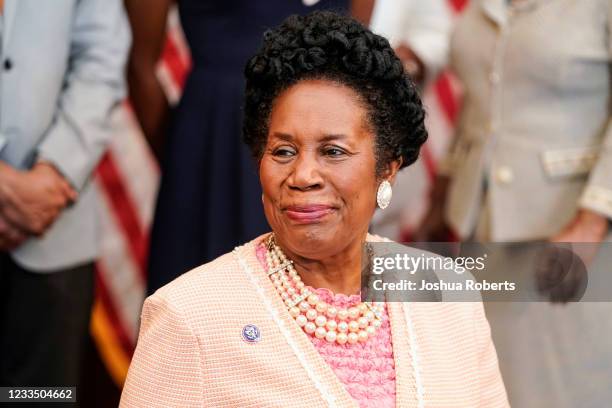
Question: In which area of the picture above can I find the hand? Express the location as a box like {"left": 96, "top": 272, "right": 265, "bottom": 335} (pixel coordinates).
{"left": 551, "top": 209, "right": 608, "bottom": 244}
{"left": 394, "top": 43, "right": 425, "bottom": 84}
{"left": 551, "top": 207, "right": 609, "bottom": 265}
{"left": 535, "top": 243, "right": 588, "bottom": 303}
{"left": 0, "top": 214, "right": 28, "bottom": 251}
{"left": 537, "top": 209, "right": 609, "bottom": 303}
{"left": 551, "top": 209, "right": 608, "bottom": 267}
{"left": 0, "top": 162, "right": 78, "bottom": 236}
{"left": 414, "top": 176, "right": 452, "bottom": 242}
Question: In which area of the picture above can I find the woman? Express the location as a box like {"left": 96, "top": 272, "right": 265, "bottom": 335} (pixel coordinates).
{"left": 120, "top": 12, "right": 508, "bottom": 407}
{"left": 418, "top": 0, "right": 612, "bottom": 406}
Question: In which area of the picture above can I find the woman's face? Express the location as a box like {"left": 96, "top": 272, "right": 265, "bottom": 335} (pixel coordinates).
{"left": 260, "top": 79, "right": 398, "bottom": 259}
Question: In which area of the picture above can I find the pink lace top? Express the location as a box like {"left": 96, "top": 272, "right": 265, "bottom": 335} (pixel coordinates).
{"left": 256, "top": 244, "right": 396, "bottom": 407}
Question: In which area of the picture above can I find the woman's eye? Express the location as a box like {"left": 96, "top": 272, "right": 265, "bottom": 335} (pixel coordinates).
{"left": 273, "top": 148, "right": 295, "bottom": 157}
{"left": 324, "top": 147, "right": 346, "bottom": 156}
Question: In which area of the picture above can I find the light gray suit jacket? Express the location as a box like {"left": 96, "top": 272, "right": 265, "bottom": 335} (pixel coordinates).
{"left": 0, "top": 0, "right": 130, "bottom": 272}
{"left": 442, "top": 0, "right": 612, "bottom": 241}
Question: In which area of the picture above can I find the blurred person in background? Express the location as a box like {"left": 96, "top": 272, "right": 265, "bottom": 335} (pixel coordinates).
{"left": 369, "top": 0, "right": 452, "bottom": 85}
{"left": 417, "top": 0, "right": 612, "bottom": 406}
{"left": 0, "top": 0, "right": 130, "bottom": 391}
{"left": 126, "top": 0, "right": 359, "bottom": 295}
{"left": 367, "top": 0, "right": 452, "bottom": 240}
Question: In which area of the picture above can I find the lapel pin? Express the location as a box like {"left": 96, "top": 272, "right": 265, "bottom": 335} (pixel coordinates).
{"left": 242, "top": 324, "right": 261, "bottom": 343}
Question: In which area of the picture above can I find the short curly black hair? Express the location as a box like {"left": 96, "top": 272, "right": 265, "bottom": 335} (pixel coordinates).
{"left": 243, "top": 11, "right": 427, "bottom": 176}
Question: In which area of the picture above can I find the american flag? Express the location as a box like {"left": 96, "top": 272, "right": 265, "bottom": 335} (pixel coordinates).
{"left": 90, "top": 0, "right": 467, "bottom": 387}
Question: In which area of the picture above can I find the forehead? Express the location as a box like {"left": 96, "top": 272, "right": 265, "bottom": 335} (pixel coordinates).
{"left": 268, "top": 79, "right": 371, "bottom": 141}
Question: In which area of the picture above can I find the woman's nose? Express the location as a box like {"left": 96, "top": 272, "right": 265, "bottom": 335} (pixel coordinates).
{"left": 288, "top": 152, "right": 323, "bottom": 191}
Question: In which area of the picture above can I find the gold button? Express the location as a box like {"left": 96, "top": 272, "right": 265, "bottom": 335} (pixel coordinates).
{"left": 489, "top": 71, "right": 500, "bottom": 84}
{"left": 495, "top": 166, "right": 514, "bottom": 184}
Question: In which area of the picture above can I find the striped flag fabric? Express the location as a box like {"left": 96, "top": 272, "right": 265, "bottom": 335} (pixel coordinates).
{"left": 90, "top": 0, "right": 468, "bottom": 388}
{"left": 90, "top": 7, "right": 189, "bottom": 387}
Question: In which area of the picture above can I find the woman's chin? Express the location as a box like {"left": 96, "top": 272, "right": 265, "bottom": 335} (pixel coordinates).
{"left": 280, "top": 227, "right": 340, "bottom": 258}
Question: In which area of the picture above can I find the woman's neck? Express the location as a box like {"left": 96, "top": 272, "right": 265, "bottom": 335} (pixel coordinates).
{"left": 276, "top": 235, "right": 367, "bottom": 296}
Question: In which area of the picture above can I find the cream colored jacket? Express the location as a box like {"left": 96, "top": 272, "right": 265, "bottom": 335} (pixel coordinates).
{"left": 120, "top": 234, "right": 508, "bottom": 407}
{"left": 443, "top": 0, "right": 612, "bottom": 241}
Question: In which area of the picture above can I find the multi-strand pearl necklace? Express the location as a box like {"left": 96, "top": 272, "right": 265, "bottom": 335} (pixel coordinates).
{"left": 265, "top": 235, "right": 384, "bottom": 345}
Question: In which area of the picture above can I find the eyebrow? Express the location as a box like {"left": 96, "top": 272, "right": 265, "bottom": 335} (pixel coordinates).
{"left": 320, "top": 134, "right": 348, "bottom": 142}
{"left": 270, "top": 132, "right": 348, "bottom": 142}
{"left": 270, "top": 132, "right": 293, "bottom": 142}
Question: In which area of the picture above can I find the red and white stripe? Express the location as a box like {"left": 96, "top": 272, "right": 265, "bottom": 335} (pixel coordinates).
{"left": 91, "top": 7, "right": 189, "bottom": 386}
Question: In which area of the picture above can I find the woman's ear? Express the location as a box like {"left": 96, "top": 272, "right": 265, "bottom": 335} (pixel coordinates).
{"left": 383, "top": 157, "right": 403, "bottom": 184}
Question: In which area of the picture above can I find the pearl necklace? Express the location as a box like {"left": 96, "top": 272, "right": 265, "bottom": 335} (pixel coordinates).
{"left": 265, "top": 235, "right": 384, "bottom": 345}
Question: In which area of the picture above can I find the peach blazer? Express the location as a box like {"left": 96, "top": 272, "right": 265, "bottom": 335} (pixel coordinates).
{"left": 120, "top": 234, "right": 508, "bottom": 407}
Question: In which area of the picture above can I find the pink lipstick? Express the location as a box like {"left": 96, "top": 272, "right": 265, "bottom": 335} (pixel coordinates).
{"left": 284, "top": 205, "right": 335, "bottom": 224}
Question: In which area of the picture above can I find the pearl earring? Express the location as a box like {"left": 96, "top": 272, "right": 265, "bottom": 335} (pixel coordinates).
{"left": 377, "top": 180, "right": 392, "bottom": 209}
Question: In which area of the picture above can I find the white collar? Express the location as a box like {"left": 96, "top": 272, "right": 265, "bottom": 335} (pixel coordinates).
{"left": 480, "top": 0, "right": 549, "bottom": 26}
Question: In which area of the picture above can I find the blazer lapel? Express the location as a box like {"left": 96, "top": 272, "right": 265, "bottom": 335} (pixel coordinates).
{"left": 2, "top": 0, "right": 18, "bottom": 51}
{"left": 480, "top": 0, "right": 553, "bottom": 26}
{"left": 480, "top": 0, "right": 508, "bottom": 27}
{"left": 387, "top": 302, "right": 421, "bottom": 408}
{"left": 236, "top": 237, "right": 359, "bottom": 408}
{"left": 239, "top": 234, "right": 426, "bottom": 407}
